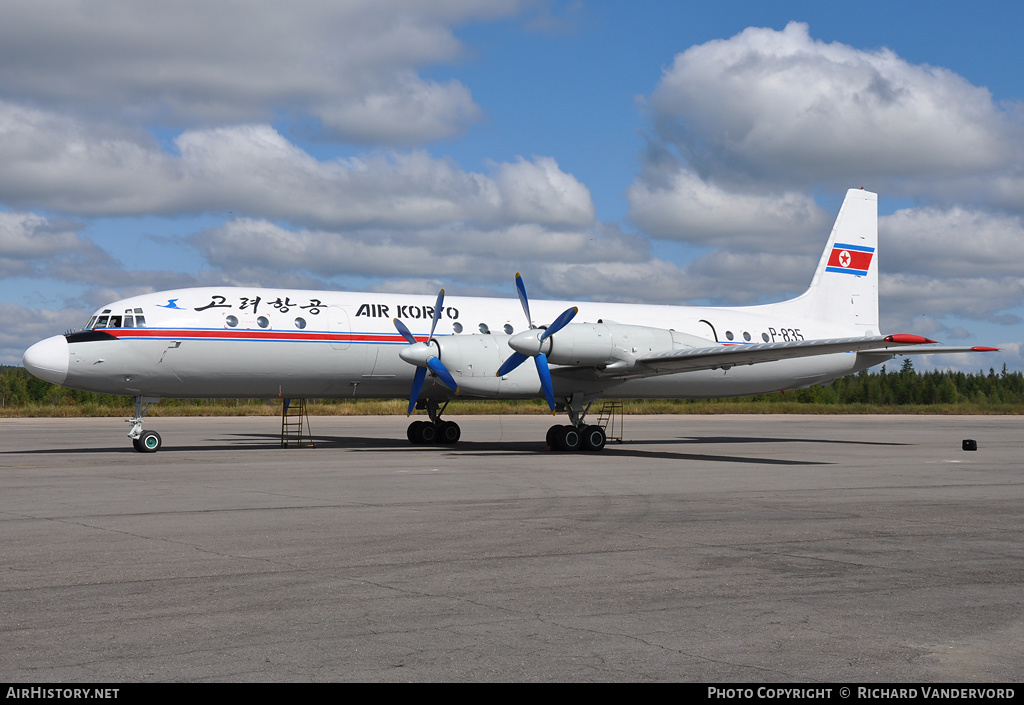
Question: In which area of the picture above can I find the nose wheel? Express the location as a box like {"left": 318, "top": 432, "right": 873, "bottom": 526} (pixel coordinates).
{"left": 127, "top": 396, "right": 162, "bottom": 453}
{"left": 132, "top": 430, "right": 162, "bottom": 453}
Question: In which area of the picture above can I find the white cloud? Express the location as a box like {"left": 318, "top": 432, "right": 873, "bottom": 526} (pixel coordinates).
{"left": 0, "top": 108, "right": 595, "bottom": 229}
{"left": 0, "top": 1, "right": 521, "bottom": 143}
{"left": 627, "top": 170, "right": 830, "bottom": 249}
{"left": 882, "top": 274, "right": 1024, "bottom": 326}
{"left": 647, "top": 21, "right": 1021, "bottom": 187}
{"left": 316, "top": 75, "right": 483, "bottom": 144}
{"left": 0, "top": 212, "right": 91, "bottom": 259}
{"left": 0, "top": 211, "right": 116, "bottom": 279}
{"left": 190, "top": 217, "right": 645, "bottom": 289}
{"left": 882, "top": 207, "right": 1024, "bottom": 277}
{"left": 0, "top": 303, "right": 85, "bottom": 363}
{"left": 492, "top": 157, "right": 595, "bottom": 226}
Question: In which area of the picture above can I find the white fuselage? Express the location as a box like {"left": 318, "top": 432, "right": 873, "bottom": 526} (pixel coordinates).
{"left": 40, "top": 286, "right": 875, "bottom": 402}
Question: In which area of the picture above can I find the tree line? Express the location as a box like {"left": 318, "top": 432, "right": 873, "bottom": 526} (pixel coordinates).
{"left": 2, "top": 359, "right": 1022, "bottom": 411}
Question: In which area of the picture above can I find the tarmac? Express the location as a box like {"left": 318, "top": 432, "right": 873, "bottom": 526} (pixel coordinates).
{"left": 1, "top": 413, "right": 1022, "bottom": 682}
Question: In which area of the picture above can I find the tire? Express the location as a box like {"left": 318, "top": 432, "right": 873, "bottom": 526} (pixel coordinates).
{"left": 581, "top": 425, "right": 606, "bottom": 452}
{"left": 137, "top": 430, "right": 162, "bottom": 453}
{"left": 555, "top": 425, "right": 582, "bottom": 452}
{"left": 417, "top": 421, "right": 437, "bottom": 444}
{"left": 546, "top": 424, "right": 563, "bottom": 448}
{"left": 437, "top": 421, "right": 461, "bottom": 445}
{"left": 408, "top": 420, "right": 436, "bottom": 444}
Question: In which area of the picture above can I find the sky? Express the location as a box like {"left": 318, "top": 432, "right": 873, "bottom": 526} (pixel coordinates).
{"left": 2, "top": 0, "right": 1022, "bottom": 372}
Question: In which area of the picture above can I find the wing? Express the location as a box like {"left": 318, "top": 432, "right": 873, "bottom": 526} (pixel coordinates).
{"left": 554, "top": 334, "right": 997, "bottom": 381}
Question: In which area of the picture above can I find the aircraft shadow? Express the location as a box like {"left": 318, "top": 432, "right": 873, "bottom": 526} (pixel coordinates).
{"left": 3, "top": 432, "right": 903, "bottom": 465}
{"left": 266, "top": 433, "right": 835, "bottom": 465}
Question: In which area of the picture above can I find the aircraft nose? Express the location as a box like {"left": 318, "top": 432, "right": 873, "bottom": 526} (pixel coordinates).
{"left": 23, "top": 335, "right": 70, "bottom": 385}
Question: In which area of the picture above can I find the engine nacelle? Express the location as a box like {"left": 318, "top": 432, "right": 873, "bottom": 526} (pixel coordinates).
{"left": 430, "top": 333, "right": 506, "bottom": 396}
{"left": 509, "top": 323, "right": 714, "bottom": 368}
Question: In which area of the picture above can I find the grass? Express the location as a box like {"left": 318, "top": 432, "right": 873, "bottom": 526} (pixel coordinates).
{"left": 2, "top": 398, "right": 1021, "bottom": 418}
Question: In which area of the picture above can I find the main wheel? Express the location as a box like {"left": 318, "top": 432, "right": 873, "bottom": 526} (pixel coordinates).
{"left": 437, "top": 420, "right": 461, "bottom": 445}
{"left": 408, "top": 420, "right": 437, "bottom": 444}
{"left": 581, "top": 425, "right": 606, "bottom": 452}
{"left": 546, "top": 424, "right": 563, "bottom": 448}
{"left": 135, "top": 430, "right": 162, "bottom": 453}
{"left": 555, "top": 425, "right": 582, "bottom": 452}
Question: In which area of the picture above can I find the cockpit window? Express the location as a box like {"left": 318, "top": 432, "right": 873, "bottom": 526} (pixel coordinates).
{"left": 87, "top": 307, "right": 145, "bottom": 329}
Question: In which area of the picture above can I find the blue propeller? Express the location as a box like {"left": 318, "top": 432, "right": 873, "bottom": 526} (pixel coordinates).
{"left": 394, "top": 289, "right": 458, "bottom": 415}
{"left": 495, "top": 273, "right": 577, "bottom": 413}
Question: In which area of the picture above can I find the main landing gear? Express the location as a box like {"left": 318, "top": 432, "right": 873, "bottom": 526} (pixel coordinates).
{"left": 546, "top": 393, "right": 607, "bottom": 452}
{"left": 546, "top": 422, "right": 606, "bottom": 452}
{"left": 127, "top": 395, "right": 162, "bottom": 453}
{"left": 407, "top": 400, "right": 461, "bottom": 445}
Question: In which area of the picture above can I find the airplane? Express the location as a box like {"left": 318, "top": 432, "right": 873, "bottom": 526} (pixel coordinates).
{"left": 22, "top": 188, "right": 997, "bottom": 453}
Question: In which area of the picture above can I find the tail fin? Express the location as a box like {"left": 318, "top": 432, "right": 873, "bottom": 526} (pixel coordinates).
{"left": 779, "top": 188, "right": 879, "bottom": 336}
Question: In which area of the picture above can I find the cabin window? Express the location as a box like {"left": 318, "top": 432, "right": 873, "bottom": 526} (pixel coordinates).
{"left": 503, "top": 324, "right": 514, "bottom": 335}
{"left": 762, "top": 333, "right": 770, "bottom": 342}
{"left": 479, "top": 323, "right": 490, "bottom": 334}
{"left": 225, "top": 315, "right": 238, "bottom": 328}
{"left": 294, "top": 317, "right": 306, "bottom": 329}
{"left": 257, "top": 316, "right": 270, "bottom": 329}
{"left": 453, "top": 322, "right": 463, "bottom": 334}
{"left": 725, "top": 330, "right": 734, "bottom": 341}
{"left": 743, "top": 332, "right": 751, "bottom": 342}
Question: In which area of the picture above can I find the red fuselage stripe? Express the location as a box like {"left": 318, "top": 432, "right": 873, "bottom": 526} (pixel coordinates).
{"left": 106, "top": 329, "right": 422, "bottom": 343}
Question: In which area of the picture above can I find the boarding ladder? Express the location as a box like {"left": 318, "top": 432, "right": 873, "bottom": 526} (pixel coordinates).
{"left": 596, "top": 401, "right": 624, "bottom": 443}
{"left": 281, "top": 398, "right": 316, "bottom": 448}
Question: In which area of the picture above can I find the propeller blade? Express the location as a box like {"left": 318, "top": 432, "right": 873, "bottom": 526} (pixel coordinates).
{"left": 539, "top": 306, "right": 578, "bottom": 342}
{"left": 426, "top": 356, "right": 459, "bottom": 393}
{"left": 497, "top": 274, "right": 570, "bottom": 411}
{"left": 514, "top": 273, "right": 531, "bottom": 328}
{"left": 397, "top": 289, "right": 458, "bottom": 410}
{"left": 535, "top": 352, "right": 556, "bottom": 413}
{"left": 429, "top": 289, "right": 445, "bottom": 339}
{"left": 394, "top": 318, "right": 417, "bottom": 345}
{"left": 496, "top": 351, "right": 529, "bottom": 377}
{"left": 407, "top": 367, "right": 427, "bottom": 415}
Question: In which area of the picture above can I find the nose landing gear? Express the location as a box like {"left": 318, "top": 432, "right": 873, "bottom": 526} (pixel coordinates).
{"left": 127, "top": 396, "right": 162, "bottom": 453}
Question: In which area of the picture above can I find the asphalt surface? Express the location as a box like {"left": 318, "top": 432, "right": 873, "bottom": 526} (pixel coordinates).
{"left": 1, "top": 414, "right": 1022, "bottom": 682}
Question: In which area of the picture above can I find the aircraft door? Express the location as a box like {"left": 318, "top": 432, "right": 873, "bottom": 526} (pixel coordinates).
{"left": 326, "top": 306, "right": 351, "bottom": 350}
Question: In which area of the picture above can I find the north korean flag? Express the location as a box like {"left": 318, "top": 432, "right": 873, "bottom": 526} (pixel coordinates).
{"left": 825, "top": 243, "right": 874, "bottom": 276}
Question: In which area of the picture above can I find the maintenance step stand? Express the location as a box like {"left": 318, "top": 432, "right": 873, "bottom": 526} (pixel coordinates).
{"left": 281, "top": 398, "right": 316, "bottom": 448}
{"left": 597, "top": 401, "right": 624, "bottom": 442}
